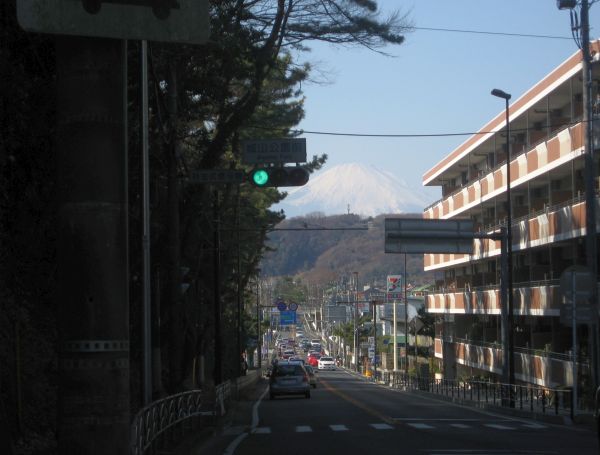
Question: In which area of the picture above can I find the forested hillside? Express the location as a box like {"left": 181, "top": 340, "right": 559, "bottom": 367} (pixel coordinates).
{"left": 260, "top": 213, "right": 436, "bottom": 286}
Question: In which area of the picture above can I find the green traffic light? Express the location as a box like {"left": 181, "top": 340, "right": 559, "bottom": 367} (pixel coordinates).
{"left": 252, "top": 169, "right": 269, "bottom": 186}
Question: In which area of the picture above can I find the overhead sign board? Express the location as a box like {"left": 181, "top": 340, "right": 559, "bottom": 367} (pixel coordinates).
{"left": 242, "top": 138, "right": 307, "bottom": 165}
{"left": 188, "top": 170, "right": 245, "bottom": 184}
{"left": 385, "top": 218, "right": 475, "bottom": 254}
{"left": 280, "top": 310, "right": 297, "bottom": 326}
{"left": 17, "top": 0, "right": 210, "bottom": 44}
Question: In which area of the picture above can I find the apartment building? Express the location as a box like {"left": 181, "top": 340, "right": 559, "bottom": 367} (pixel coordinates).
{"left": 423, "top": 41, "right": 600, "bottom": 391}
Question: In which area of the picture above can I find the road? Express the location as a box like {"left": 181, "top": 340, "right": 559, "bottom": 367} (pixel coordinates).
{"left": 222, "top": 368, "right": 598, "bottom": 455}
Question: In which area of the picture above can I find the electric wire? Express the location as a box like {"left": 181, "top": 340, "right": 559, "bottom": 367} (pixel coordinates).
{"left": 245, "top": 119, "right": 587, "bottom": 139}
{"left": 412, "top": 26, "right": 572, "bottom": 41}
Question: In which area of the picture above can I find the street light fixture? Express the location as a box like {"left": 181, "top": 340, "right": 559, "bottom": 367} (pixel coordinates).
{"left": 491, "top": 88, "right": 515, "bottom": 400}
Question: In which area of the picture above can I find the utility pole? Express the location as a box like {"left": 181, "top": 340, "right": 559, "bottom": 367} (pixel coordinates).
{"left": 354, "top": 272, "right": 359, "bottom": 372}
{"left": 213, "top": 190, "right": 222, "bottom": 385}
{"left": 372, "top": 300, "right": 377, "bottom": 378}
{"left": 57, "top": 37, "right": 129, "bottom": 454}
{"left": 558, "top": 0, "right": 600, "bottom": 394}
{"left": 404, "top": 255, "right": 409, "bottom": 375}
{"left": 257, "top": 278, "right": 262, "bottom": 369}
{"left": 580, "top": 0, "right": 600, "bottom": 391}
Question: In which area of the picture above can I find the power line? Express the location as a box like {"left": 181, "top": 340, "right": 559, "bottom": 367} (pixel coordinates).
{"left": 412, "top": 26, "right": 571, "bottom": 41}
{"left": 245, "top": 119, "right": 584, "bottom": 139}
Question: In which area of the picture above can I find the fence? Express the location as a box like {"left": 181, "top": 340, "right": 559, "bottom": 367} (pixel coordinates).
{"left": 130, "top": 370, "right": 260, "bottom": 455}
{"left": 376, "top": 371, "right": 578, "bottom": 419}
{"left": 130, "top": 390, "right": 209, "bottom": 455}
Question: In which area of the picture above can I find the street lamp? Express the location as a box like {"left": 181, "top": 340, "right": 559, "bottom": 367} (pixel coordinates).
{"left": 491, "top": 88, "right": 515, "bottom": 398}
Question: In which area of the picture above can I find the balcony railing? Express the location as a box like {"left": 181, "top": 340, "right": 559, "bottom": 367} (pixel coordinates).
{"left": 423, "top": 120, "right": 595, "bottom": 215}
{"left": 376, "top": 372, "right": 581, "bottom": 418}
{"left": 447, "top": 336, "right": 590, "bottom": 367}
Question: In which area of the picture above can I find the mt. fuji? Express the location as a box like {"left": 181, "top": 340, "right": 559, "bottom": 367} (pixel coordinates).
{"left": 274, "top": 163, "right": 437, "bottom": 218}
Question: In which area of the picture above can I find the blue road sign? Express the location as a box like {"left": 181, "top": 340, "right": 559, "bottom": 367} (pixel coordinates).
{"left": 277, "top": 301, "right": 287, "bottom": 311}
{"left": 280, "top": 310, "right": 296, "bottom": 325}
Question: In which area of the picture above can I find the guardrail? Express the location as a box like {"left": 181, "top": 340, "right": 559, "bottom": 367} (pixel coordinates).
{"left": 375, "top": 371, "right": 578, "bottom": 418}
{"left": 130, "top": 371, "right": 261, "bottom": 455}
{"left": 130, "top": 390, "right": 207, "bottom": 455}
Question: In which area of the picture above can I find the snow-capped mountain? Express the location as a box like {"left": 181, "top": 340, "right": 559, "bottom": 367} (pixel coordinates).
{"left": 274, "top": 163, "right": 437, "bottom": 217}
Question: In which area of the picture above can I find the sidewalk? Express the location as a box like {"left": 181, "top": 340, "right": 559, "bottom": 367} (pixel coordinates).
{"left": 175, "top": 376, "right": 269, "bottom": 455}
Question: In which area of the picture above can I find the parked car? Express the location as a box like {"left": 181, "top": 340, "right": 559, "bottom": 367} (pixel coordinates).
{"left": 318, "top": 356, "right": 336, "bottom": 370}
{"left": 304, "top": 364, "right": 317, "bottom": 388}
{"left": 269, "top": 363, "right": 311, "bottom": 399}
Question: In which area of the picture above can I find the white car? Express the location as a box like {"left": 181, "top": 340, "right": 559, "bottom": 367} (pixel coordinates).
{"left": 317, "top": 356, "right": 336, "bottom": 370}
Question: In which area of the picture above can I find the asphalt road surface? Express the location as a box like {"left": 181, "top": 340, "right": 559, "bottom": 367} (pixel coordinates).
{"left": 221, "top": 369, "right": 598, "bottom": 455}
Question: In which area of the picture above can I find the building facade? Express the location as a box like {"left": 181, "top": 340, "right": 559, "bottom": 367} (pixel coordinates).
{"left": 423, "top": 42, "right": 600, "bottom": 393}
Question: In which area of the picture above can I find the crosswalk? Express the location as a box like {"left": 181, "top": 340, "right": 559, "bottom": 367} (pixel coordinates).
{"left": 243, "top": 420, "right": 548, "bottom": 435}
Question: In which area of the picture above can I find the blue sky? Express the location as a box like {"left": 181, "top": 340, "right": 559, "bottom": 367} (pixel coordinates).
{"left": 293, "top": 0, "right": 600, "bottom": 205}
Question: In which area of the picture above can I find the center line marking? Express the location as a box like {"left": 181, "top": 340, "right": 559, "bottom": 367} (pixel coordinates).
{"left": 296, "top": 425, "right": 312, "bottom": 432}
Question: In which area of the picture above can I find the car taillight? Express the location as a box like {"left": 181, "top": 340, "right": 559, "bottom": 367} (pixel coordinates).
{"left": 303, "top": 375, "right": 308, "bottom": 382}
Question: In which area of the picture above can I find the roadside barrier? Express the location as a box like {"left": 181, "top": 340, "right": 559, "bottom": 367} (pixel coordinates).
{"left": 130, "top": 370, "right": 260, "bottom": 454}
{"left": 378, "top": 371, "right": 579, "bottom": 418}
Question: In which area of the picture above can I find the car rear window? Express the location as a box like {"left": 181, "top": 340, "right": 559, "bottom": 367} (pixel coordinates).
{"left": 275, "top": 365, "right": 305, "bottom": 376}
{"left": 321, "top": 357, "right": 333, "bottom": 361}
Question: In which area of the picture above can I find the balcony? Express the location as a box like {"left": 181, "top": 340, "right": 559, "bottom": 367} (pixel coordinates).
{"left": 426, "top": 280, "right": 563, "bottom": 316}
{"left": 424, "top": 122, "right": 585, "bottom": 220}
{"left": 435, "top": 337, "right": 589, "bottom": 388}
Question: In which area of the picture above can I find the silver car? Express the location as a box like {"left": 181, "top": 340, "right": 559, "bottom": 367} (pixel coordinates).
{"left": 269, "top": 363, "right": 311, "bottom": 399}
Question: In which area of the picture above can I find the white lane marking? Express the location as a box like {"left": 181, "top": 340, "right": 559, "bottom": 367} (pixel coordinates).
{"left": 449, "top": 423, "right": 471, "bottom": 429}
{"left": 295, "top": 425, "right": 312, "bottom": 432}
{"left": 252, "top": 385, "right": 269, "bottom": 429}
{"left": 224, "top": 433, "right": 247, "bottom": 455}
{"left": 407, "top": 423, "right": 435, "bottom": 429}
{"left": 223, "top": 426, "right": 246, "bottom": 436}
{"left": 329, "top": 424, "right": 349, "bottom": 431}
{"left": 370, "top": 423, "right": 394, "bottom": 430}
{"left": 484, "top": 424, "right": 514, "bottom": 430}
{"left": 522, "top": 423, "right": 547, "bottom": 429}
{"left": 252, "top": 427, "right": 271, "bottom": 434}
{"left": 223, "top": 385, "right": 269, "bottom": 455}
{"left": 426, "top": 451, "right": 558, "bottom": 454}
{"left": 393, "top": 418, "right": 481, "bottom": 421}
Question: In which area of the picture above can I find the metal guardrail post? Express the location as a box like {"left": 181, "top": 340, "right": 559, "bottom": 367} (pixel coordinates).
{"left": 542, "top": 389, "right": 546, "bottom": 414}
{"left": 530, "top": 387, "right": 533, "bottom": 412}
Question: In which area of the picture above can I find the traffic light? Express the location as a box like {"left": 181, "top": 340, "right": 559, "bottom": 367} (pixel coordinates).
{"left": 249, "top": 166, "right": 309, "bottom": 187}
